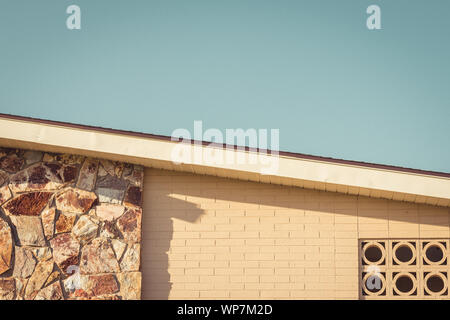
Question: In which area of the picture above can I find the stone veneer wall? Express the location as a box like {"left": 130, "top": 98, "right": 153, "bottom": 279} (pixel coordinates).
{"left": 0, "top": 148, "right": 143, "bottom": 300}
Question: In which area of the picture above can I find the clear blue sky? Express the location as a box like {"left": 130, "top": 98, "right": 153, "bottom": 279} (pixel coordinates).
{"left": 0, "top": 0, "right": 449, "bottom": 172}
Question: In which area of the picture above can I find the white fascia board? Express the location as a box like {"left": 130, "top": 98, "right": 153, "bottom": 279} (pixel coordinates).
{"left": 0, "top": 117, "right": 449, "bottom": 204}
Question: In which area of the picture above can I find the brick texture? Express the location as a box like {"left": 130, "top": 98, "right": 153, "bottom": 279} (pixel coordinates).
{"left": 141, "top": 168, "right": 450, "bottom": 300}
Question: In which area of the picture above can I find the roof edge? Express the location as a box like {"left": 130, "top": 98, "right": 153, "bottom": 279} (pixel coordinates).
{"left": 0, "top": 112, "right": 449, "bottom": 178}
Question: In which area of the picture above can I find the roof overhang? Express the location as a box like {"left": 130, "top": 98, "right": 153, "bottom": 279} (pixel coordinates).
{"left": 0, "top": 114, "right": 449, "bottom": 207}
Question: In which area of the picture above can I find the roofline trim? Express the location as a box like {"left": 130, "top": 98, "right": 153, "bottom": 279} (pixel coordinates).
{"left": 0, "top": 113, "right": 448, "bottom": 178}
{"left": 0, "top": 114, "right": 449, "bottom": 206}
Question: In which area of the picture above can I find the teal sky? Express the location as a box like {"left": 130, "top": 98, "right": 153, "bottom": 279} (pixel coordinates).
{"left": 0, "top": 1, "right": 449, "bottom": 172}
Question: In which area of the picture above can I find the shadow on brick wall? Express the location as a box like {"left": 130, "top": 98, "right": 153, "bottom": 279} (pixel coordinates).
{"left": 141, "top": 192, "right": 204, "bottom": 299}
{"left": 140, "top": 170, "right": 450, "bottom": 300}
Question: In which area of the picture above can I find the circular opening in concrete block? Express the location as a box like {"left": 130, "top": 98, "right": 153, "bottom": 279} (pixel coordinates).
{"left": 365, "top": 245, "right": 382, "bottom": 263}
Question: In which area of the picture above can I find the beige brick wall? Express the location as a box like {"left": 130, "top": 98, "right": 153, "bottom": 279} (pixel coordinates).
{"left": 141, "top": 168, "right": 450, "bottom": 300}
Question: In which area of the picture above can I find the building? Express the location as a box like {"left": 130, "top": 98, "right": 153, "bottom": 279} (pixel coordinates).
{"left": 0, "top": 113, "right": 449, "bottom": 300}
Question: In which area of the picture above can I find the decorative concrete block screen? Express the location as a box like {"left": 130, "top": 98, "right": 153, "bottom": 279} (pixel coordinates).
{"left": 0, "top": 148, "right": 143, "bottom": 300}
{"left": 360, "top": 239, "right": 450, "bottom": 299}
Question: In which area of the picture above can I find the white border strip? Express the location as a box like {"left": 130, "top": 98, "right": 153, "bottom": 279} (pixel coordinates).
{"left": 0, "top": 117, "right": 449, "bottom": 204}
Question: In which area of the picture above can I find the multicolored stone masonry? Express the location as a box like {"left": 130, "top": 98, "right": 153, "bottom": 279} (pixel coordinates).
{"left": 0, "top": 148, "right": 143, "bottom": 300}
